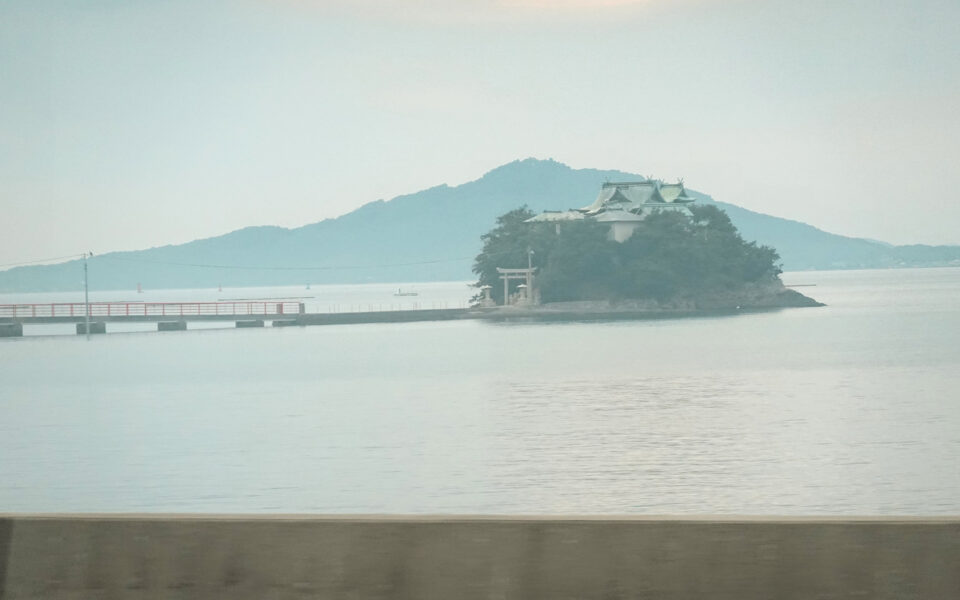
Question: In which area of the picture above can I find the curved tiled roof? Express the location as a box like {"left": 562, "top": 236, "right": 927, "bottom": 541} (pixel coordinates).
{"left": 581, "top": 180, "right": 692, "bottom": 214}
{"left": 528, "top": 180, "right": 696, "bottom": 228}
{"left": 525, "top": 210, "right": 585, "bottom": 222}
{"left": 594, "top": 210, "right": 646, "bottom": 222}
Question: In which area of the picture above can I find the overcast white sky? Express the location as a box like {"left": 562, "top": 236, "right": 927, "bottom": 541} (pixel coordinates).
{"left": 2, "top": 0, "right": 959, "bottom": 264}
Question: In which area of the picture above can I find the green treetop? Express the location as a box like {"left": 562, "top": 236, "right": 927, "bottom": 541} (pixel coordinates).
{"left": 473, "top": 204, "right": 782, "bottom": 305}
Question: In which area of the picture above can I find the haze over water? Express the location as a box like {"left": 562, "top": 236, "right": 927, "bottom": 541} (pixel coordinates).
{"left": 1, "top": 267, "right": 958, "bottom": 514}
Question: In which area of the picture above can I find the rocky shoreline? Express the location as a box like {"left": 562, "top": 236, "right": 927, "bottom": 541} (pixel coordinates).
{"left": 485, "top": 280, "right": 823, "bottom": 320}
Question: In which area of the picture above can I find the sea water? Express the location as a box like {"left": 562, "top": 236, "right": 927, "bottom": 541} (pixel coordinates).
{"left": 1, "top": 268, "right": 958, "bottom": 514}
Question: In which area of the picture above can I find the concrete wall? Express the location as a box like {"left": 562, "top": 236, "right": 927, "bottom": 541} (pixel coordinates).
{"left": 1, "top": 516, "right": 958, "bottom": 600}
{"left": 298, "top": 308, "right": 470, "bottom": 326}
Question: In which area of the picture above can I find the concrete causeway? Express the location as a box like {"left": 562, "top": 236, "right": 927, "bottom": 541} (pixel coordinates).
{"left": 0, "top": 307, "right": 477, "bottom": 335}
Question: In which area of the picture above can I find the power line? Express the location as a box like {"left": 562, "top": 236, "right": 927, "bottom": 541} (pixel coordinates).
{"left": 99, "top": 254, "right": 474, "bottom": 271}
{"left": 0, "top": 253, "right": 85, "bottom": 269}
{"left": 2, "top": 247, "right": 524, "bottom": 273}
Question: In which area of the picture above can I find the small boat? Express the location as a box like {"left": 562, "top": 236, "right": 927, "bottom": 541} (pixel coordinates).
{"left": 393, "top": 288, "right": 418, "bottom": 297}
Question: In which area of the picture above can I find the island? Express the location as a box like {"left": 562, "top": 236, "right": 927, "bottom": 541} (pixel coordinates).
{"left": 473, "top": 181, "right": 822, "bottom": 316}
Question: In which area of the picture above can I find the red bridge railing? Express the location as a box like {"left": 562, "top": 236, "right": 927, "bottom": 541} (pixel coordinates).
{"left": 0, "top": 302, "right": 304, "bottom": 319}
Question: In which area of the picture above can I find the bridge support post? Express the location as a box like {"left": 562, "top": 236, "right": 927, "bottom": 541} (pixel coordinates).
{"left": 0, "top": 322, "right": 23, "bottom": 337}
{"left": 158, "top": 321, "right": 187, "bottom": 332}
{"left": 76, "top": 322, "right": 106, "bottom": 335}
{"left": 236, "top": 320, "right": 264, "bottom": 328}
{"left": 271, "top": 319, "right": 299, "bottom": 327}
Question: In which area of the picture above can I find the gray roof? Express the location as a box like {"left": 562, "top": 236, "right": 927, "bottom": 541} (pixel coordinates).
{"left": 593, "top": 210, "right": 646, "bottom": 223}
{"left": 581, "top": 181, "right": 694, "bottom": 215}
{"left": 526, "top": 180, "right": 696, "bottom": 226}
{"left": 525, "top": 210, "right": 585, "bottom": 223}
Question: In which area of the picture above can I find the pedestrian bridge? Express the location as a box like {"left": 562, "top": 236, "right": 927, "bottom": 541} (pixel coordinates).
{"left": 0, "top": 301, "right": 304, "bottom": 323}
{"left": 0, "top": 301, "right": 476, "bottom": 336}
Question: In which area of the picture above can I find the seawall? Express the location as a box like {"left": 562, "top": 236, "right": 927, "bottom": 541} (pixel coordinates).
{"left": 297, "top": 308, "right": 472, "bottom": 326}
{"left": 1, "top": 515, "right": 958, "bottom": 599}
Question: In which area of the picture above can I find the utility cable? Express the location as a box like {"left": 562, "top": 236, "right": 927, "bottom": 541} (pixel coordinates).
{"left": 3, "top": 246, "right": 529, "bottom": 272}
{"left": 0, "top": 253, "right": 86, "bottom": 269}
{"left": 99, "top": 254, "right": 474, "bottom": 271}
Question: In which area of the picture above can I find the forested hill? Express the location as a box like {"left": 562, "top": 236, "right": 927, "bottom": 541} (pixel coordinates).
{"left": 3, "top": 158, "right": 959, "bottom": 292}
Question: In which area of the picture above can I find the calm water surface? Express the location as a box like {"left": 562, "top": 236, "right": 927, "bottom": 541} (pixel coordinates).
{"left": 1, "top": 268, "right": 958, "bottom": 514}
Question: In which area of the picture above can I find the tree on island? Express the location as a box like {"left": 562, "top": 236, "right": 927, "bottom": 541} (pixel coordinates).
{"left": 473, "top": 204, "right": 785, "bottom": 305}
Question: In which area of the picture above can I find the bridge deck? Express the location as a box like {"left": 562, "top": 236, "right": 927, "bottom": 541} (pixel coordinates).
{"left": 1, "top": 302, "right": 476, "bottom": 326}
{"left": 0, "top": 301, "right": 303, "bottom": 323}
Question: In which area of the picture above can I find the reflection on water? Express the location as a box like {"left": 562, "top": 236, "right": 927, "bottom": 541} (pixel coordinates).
{"left": 0, "top": 268, "right": 958, "bottom": 514}
{"left": 490, "top": 372, "right": 958, "bottom": 514}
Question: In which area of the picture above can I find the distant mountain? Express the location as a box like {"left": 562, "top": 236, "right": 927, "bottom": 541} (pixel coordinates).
{"left": 3, "top": 158, "right": 959, "bottom": 292}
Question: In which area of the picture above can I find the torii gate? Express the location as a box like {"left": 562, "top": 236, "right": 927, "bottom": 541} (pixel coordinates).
{"left": 496, "top": 267, "right": 537, "bottom": 305}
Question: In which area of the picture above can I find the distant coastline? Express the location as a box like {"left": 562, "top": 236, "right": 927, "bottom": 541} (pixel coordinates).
{"left": 3, "top": 160, "right": 959, "bottom": 294}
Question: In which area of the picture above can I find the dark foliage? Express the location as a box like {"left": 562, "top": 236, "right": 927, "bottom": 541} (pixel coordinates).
{"left": 473, "top": 204, "right": 782, "bottom": 304}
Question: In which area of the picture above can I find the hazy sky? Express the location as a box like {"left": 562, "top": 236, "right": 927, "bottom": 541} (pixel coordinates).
{"left": 2, "top": 0, "right": 959, "bottom": 264}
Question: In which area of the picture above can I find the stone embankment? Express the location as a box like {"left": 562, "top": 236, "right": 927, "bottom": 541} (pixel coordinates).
{"left": 297, "top": 308, "right": 472, "bottom": 326}
{"left": 1, "top": 515, "right": 957, "bottom": 599}
{"left": 691, "top": 280, "right": 823, "bottom": 310}
{"left": 488, "top": 281, "right": 822, "bottom": 321}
